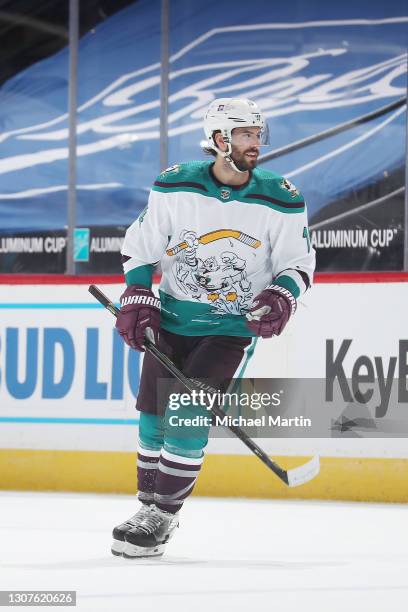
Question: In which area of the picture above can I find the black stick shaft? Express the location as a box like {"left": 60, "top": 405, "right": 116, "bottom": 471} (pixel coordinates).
{"left": 88, "top": 284, "right": 289, "bottom": 485}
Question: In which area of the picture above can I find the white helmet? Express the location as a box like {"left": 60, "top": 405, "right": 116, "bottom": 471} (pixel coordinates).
{"left": 203, "top": 98, "right": 268, "bottom": 173}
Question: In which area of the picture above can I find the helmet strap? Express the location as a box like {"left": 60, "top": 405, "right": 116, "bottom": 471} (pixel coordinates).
{"left": 223, "top": 149, "right": 246, "bottom": 174}
{"left": 212, "top": 130, "right": 246, "bottom": 174}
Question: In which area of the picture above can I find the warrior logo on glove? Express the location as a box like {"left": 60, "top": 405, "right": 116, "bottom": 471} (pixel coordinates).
{"left": 121, "top": 294, "right": 160, "bottom": 308}
{"left": 116, "top": 285, "right": 161, "bottom": 352}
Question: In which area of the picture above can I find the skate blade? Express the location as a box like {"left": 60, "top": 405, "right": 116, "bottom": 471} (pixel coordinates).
{"left": 111, "top": 539, "right": 125, "bottom": 556}
{"left": 122, "top": 542, "right": 166, "bottom": 558}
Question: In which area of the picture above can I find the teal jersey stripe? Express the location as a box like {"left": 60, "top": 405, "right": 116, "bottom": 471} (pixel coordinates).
{"left": 154, "top": 184, "right": 304, "bottom": 213}
{"left": 241, "top": 196, "right": 305, "bottom": 214}
{"left": 153, "top": 185, "right": 209, "bottom": 197}
{"left": 125, "top": 263, "right": 154, "bottom": 288}
{"left": 159, "top": 290, "right": 255, "bottom": 337}
{"left": 274, "top": 274, "right": 301, "bottom": 299}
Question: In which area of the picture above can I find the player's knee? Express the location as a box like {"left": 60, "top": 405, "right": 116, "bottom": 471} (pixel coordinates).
{"left": 163, "top": 440, "right": 206, "bottom": 459}
{"left": 138, "top": 412, "right": 165, "bottom": 450}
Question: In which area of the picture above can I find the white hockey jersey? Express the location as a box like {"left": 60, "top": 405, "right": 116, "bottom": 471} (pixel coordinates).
{"left": 121, "top": 161, "right": 315, "bottom": 336}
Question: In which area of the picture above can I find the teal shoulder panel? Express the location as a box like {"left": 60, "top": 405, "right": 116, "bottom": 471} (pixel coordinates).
{"left": 152, "top": 161, "right": 212, "bottom": 195}
{"left": 241, "top": 168, "right": 305, "bottom": 213}
{"left": 151, "top": 162, "right": 305, "bottom": 213}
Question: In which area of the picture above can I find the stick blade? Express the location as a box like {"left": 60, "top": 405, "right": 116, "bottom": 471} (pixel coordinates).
{"left": 286, "top": 455, "right": 320, "bottom": 487}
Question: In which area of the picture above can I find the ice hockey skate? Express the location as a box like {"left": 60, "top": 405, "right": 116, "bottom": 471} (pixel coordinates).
{"left": 123, "top": 505, "right": 179, "bottom": 558}
{"left": 111, "top": 502, "right": 153, "bottom": 556}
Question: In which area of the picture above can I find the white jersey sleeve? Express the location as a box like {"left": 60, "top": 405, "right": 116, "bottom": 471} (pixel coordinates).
{"left": 269, "top": 204, "right": 315, "bottom": 298}
{"left": 121, "top": 189, "right": 171, "bottom": 287}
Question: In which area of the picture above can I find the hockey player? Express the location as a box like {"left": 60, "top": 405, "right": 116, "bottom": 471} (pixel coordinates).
{"left": 112, "top": 98, "right": 315, "bottom": 558}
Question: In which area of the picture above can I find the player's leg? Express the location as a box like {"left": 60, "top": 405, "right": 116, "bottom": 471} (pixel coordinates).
{"left": 124, "top": 335, "right": 254, "bottom": 557}
{"left": 111, "top": 330, "right": 181, "bottom": 556}
{"left": 111, "top": 412, "right": 164, "bottom": 555}
{"left": 120, "top": 331, "right": 202, "bottom": 558}
{"left": 154, "top": 335, "right": 254, "bottom": 512}
{"left": 123, "top": 411, "right": 208, "bottom": 558}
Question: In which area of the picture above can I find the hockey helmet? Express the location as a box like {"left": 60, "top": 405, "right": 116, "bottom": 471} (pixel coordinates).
{"left": 203, "top": 98, "right": 269, "bottom": 171}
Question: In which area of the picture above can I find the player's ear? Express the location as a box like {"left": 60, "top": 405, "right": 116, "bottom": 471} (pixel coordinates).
{"left": 213, "top": 131, "right": 227, "bottom": 152}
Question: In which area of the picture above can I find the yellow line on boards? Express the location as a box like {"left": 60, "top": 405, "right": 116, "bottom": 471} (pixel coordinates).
{"left": 198, "top": 455, "right": 408, "bottom": 502}
{"left": 0, "top": 450, "right": 408, "bottom": 502}
{"left": 0, "top": 449, "right": 137, "bottom": 494}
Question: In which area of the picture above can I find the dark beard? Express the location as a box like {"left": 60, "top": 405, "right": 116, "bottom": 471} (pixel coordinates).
{"left": 231, "top": 148, "right": 258, "bottom": 171}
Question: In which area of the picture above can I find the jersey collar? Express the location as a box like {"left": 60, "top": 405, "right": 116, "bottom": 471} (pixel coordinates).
{"left": 209, "top": 163, "right": 252, "bottom": 191}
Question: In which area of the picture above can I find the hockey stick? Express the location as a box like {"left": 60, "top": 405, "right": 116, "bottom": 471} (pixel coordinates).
{"left": 88, "top": 284, "right": 320, "bottom": 487}
{"left": 166, "top": 229, "right": 260, "bottom": 256}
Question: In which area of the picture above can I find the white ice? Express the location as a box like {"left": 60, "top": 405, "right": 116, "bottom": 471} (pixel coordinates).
{"left": 1, "top": 491, "right": 408, "bottom": 612}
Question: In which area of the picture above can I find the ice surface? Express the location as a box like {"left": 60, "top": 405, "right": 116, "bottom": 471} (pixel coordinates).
{"left": 1, "top": 491, "right": 407, "bottom": 611}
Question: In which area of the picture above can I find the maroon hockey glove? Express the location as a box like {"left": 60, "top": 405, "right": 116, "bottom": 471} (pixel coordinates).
{"left": 116, "top": 285, "right": 161, "bottom": 351}
{"left": 246, "top": 285, "right": 297, "bottom": 338}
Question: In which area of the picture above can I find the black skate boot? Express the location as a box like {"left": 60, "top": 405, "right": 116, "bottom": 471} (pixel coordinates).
{"left": 111, "top": 502, "right": 153, "bottom": 556}
{"left": 123, "top": 505, "right": 179, "bottom": 558}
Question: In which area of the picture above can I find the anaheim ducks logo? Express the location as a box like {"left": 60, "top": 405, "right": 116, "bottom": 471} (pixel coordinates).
{"left": 220, "top": 188, "right": 231, "bottom": 200}
{"left": 160, "top": 164, "right": 180, "bottom": 176}
{"left": 281, "top": 178, "right": 299, "bottom": 198}
{"left": 167, "top": 228, "right": 261, "bottom": 316}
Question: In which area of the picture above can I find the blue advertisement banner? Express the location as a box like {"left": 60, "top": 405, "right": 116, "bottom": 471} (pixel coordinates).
{"left": 0, "top": 0, "right": 406, "bottom": 272}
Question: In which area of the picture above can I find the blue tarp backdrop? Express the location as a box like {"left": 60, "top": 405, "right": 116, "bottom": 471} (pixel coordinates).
{"left": 0, "top": 0, "right": 406, "bottom": 271}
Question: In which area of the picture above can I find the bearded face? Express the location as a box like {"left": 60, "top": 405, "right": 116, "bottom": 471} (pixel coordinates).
{"left": 229, "top": 127, "right": 261, "bottom": 171}
{"left": 230, "top": 144, "right": 259, "bottom": 171}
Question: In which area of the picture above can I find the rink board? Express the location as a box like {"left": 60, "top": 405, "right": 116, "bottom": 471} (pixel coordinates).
{"left": 0, "top": 280, "right": 408, "bottom": 502}
{"left": 1, "top": 450, "right": 408, "bottom": 503}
